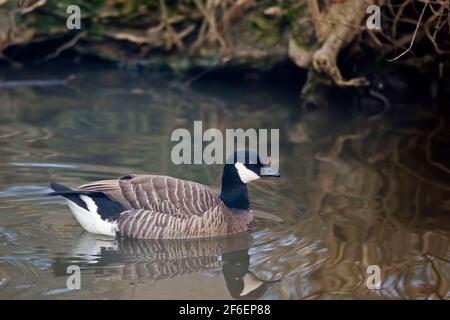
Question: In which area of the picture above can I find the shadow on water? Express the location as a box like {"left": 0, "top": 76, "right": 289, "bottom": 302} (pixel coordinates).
{"left": 0, "top": 65, "right": 449, "bottom": 299}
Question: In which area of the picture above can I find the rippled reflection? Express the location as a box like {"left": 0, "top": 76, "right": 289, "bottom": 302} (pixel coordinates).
{"left": 0, "top": 66, "right": 449, "bottom": 299}
{"left": 50, "top": 232, "right": 279, "bottom": 299}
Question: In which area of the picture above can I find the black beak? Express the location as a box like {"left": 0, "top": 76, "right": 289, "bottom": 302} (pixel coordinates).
{"left": 260, "top": 166, "right": 280, "bottom": 177}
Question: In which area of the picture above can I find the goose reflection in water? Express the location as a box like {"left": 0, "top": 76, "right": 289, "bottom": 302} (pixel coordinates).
{"left": 51, "top": 232, "right": 278, "bottom": 299}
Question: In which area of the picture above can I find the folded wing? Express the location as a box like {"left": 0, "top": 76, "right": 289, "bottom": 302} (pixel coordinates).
{"left": 79, "top": 174, "right": 221, "bottom": 218}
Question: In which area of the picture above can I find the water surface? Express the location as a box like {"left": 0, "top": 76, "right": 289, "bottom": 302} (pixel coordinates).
{"left": 0, "top": 66, "right": 449, "bottom": 299}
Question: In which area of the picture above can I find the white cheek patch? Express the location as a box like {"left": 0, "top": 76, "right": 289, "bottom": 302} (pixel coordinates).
{"left": 235, "top": 162, "right": 260, "bottom": 184}
{"left": 240, "top": 272, "right": 264, "bottom": 296}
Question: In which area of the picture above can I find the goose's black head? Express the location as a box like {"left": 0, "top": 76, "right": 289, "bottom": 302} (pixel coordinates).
{"left": 222, "top": 249, "right": 270, "bottom": 299}
{"left": 220, "top": 150, "right": 280, "bottom": 210}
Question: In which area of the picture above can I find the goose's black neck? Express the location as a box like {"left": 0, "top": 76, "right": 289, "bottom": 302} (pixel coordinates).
{"left": 220, "top": 165, "right": 250, "bottom": 210}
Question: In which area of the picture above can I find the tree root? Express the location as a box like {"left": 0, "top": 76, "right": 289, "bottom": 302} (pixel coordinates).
{"left": 306, "top": 0, "right": 371, "bottom": 87}
{"left": 0, "top": 1, "right": 34, "bottom": 62}
{"left": 312, "top": 35, "right": 369, "bottom": 87}
{"left": 193, "top": 0, "right": 229, "bottom": 59}
{"left": 221, "top": 0, "right": 255, "bottom": 58}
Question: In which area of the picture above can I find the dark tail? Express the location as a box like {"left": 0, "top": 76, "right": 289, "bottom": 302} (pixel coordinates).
{"left": 48, "top": 182, "right": 74, "bottom": 195}
{"left": 48, "top": 182, "right": 103, "bottom": 196}
{"left": 48, "top": 182, "right": 124, "bottom": 221}
{"left": 48, "top": 182, "right": 95, "bottom": 211}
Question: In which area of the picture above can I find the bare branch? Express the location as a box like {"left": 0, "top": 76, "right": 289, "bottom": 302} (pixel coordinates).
{"left": 388, "top": 0, "right": 429, "bottom": 62}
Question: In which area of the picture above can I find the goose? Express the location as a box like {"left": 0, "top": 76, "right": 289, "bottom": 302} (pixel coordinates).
{"left": 48, "top": 151, "right": 280, "bottom": 239}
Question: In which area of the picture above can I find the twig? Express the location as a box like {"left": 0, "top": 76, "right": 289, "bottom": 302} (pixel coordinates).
{"left": 184, "top": 54, "right": 224, "bottom": 85}
{"left": 221, "top": 0, "right": 255, "bottom": 56}
{"left": 388, "top": 0, "right": 429, "bottom": 62}
{"left": 37, "top": 32, "right": 85, "bottom": 63}
{"left": 191, "top": 19, "right": 208, "bottom": 51}
{"left": 392, "top": 0, "right": 410, "bottom": 39}
{"left": 367, "top": 28, "right": 384, "bottom": 47}
{"left": 159, "top": 0, "right": 184, "bottom": 50}
{"left": 193, "top": 0, "right": 228, "bottom": 56}
{"left": 20, "top": 0, "right": 46, "bottom": 15}
{"left": 0, "top": 77, "right": 74, "bottom": 89}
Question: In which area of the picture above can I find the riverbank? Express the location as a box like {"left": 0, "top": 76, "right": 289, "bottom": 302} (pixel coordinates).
{"left": 1, "top": 0, "right": 449, "bottom": 104}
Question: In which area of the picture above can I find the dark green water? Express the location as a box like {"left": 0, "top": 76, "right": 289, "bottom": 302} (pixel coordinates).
{"left": 0, "top": 66, "right": 449, "bottom": 299}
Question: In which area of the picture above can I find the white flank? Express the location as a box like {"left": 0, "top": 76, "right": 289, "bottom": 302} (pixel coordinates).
{"left": 66, "top": 195, "right": 118, "bottom": 236}
{"left": 240, "top": 272, "right": 264, "bottom": 296}
{"left": 234, "top": 162, "right": 260, "bottom": 184}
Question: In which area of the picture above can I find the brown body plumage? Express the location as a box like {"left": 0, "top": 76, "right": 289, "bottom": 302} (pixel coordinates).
{"left": 80, "top": 174, "right": 253, "bottom": 239}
